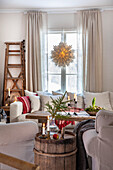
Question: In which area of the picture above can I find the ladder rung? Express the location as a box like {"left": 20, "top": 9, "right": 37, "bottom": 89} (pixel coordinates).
{"left": 9, "top": 50, "right": 20, "bottom": 53}
{"left": 7, "top": 64, "right": 23, "bottom": 68}
{"left": 5, "top": 89, "right": 22, "bottom": 92}
{"left": 5, "top": 42, "right": 22, "bottom": 45}
{"left": 8, "top": 54, "right": 21, "bottom": 56}
{"left": 6, "top": 77, "right": 23, "bottom": 80}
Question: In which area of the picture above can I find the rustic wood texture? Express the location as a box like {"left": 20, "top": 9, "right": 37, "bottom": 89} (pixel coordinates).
{"left": 0, "top": 152, "right": 40, "bottom": 170}
{"left": 3, "top": 40, "right": 26, "bottom": 105}
{"left": 26, "top": 110, "right": 96, "bottom": 123}
{"left": 34, "top": 131, "right": 77, "bottom": 170}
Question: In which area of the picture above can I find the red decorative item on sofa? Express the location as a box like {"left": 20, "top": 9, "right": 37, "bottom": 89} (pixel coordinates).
{"left": 17, "top": 96, "right": 31, "bottom": 114}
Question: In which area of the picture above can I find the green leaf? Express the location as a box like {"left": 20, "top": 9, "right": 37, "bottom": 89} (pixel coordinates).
{"left": 92, "top": 97, "right": 96, "bottom": 107}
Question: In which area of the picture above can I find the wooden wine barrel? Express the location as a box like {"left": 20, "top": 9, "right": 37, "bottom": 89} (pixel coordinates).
{"left": 34, "top": 131, "right": 77, "bottom": 170}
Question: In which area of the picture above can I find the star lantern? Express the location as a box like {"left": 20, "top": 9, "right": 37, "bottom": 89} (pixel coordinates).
{"left": 51, "top": 42, "right": 75, "bottom": 67}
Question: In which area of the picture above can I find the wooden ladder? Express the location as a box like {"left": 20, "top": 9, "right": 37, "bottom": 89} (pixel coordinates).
{"left": 3, "top": 40, "right": 26, "bottom": 105}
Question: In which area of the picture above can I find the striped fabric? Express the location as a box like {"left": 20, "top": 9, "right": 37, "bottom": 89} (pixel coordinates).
{"left": 17, "top": 96, "right": 31, "bottom": 114}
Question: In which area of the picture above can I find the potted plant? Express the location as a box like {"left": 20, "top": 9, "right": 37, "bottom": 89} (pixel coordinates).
{"left": 45, "top": 91, "right": 71, "bottom": 138}
{"left": 85, "top": 97, "right": 104, "bottom": 116}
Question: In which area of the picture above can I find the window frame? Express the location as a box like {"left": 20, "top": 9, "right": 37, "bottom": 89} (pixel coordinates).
{"left": 47, "top": 29, "right": 78, "bottom": 93}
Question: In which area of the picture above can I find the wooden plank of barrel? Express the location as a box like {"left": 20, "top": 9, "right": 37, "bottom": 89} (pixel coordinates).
{"left": 34, "top": 131, "right": 77, "bottom": 170}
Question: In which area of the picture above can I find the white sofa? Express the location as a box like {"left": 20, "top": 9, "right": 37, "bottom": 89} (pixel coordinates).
{"left": 0, "top": 121, "right": 38, "bottom": 170}
{"left": 83, "top": 110, "right": 113, "bottom": 170}
{"left": 10, "top": 91, "right": 113, "bottom": 130}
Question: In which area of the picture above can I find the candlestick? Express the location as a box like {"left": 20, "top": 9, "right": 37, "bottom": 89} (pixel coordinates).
{"left": 47, "top": 116, "right": 50, "bottom": 131}
{"left": 8, "top": 88, "right": 10, "bottom": 97}
{"left": 42, "top": 123, "right": 45, "bottom": 135}
{"left": 47, "top": 131, "right": 50, "bottom": 140}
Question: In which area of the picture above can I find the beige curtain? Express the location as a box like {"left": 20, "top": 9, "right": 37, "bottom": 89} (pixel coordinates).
{"left": 77, "top": 10, "right": 103, "bottom": 92}
{"left": 26, "top": 12, "right": 48, "bottom": 92}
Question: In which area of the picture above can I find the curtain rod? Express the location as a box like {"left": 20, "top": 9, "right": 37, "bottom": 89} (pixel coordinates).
{"left": 0, "top": 6, "right": 113, "bottom": 14}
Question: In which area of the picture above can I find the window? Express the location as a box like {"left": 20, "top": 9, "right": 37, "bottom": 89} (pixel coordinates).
{"left": 47, "top": 30, "right": 80, "bottom": 93}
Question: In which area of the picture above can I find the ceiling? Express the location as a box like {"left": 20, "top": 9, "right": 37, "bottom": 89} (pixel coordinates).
{"left": 0, "top": 0, "right": 113, "bottom": 10}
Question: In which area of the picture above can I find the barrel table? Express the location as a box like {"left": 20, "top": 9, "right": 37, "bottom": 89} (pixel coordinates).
{"left": 34, "top": 131, "right": 77, "bottom": 170}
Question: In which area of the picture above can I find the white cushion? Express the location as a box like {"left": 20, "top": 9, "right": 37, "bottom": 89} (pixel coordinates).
{"left": 40, "top": 95, "right": 62, "bottom": 111}
{"left": 84, "top": 91, "right": 112, "bottom": 111}
{"left": 24, "top": 90, "right": 37, "bottom": 96}
{"left": 110, "top": 92, "right": 113, "bottom": 110}
{"left": 52, "top": 91, "right": 64, "bottom": 95}
{"left": 36, "top": 91, "right": 52, "bottom": 96}
{"left": 67, "top": 92, "right": 84, "bottom": 109}
{"left": 29, "top": 95, "right": 40, "bottom": 112}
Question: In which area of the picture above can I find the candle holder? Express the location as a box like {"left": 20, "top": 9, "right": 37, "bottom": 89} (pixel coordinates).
{"left": 68, "top": 103, "right": 71, "bottom": 115}
{"left": 8, "top": 96, "right": 11, "bottom": 106}
{"left": 73, "top": 99, "right": 77, "bottom": 115}
{"left": 47, "top": 131, "right": 50, "bottom": 140}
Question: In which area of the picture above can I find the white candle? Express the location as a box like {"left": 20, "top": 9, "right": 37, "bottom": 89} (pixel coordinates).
{"left": 68, "top": 96, "right": 70, "bottom": 101}
{"left": 47, "top": 116, "right": 50, "bottom": 131}
{"left": 74, "top": 93, "right": 77, "bottom": 102}
{"left": 14, "top": 97, "right": 17, "bottom": 102}
{"left": 42, "top": 123, "right": 45, "bottom": 135}
{"left": 8, "top": 88, "right": 10, "bottom": 97}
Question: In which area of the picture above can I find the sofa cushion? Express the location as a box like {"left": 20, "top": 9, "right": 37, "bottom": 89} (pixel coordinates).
{"left": 36, "top": 91, "right": 52, "bottom": 96}
{"left": 110, "top": 92, "right": 113, "bottom": 110}
{"left": 29, "top": 95, "right": 40, "bottom": 112}
{"left": 15, "top": 113, "right": 37, "bottom": 122}
{"left": 40, "top": 95, "right": 62, "bottom": 111}
{"left": 52, "top": 91, "right": 64, "bottom": 96}
{"left": 25, "top": 90, "right": 38, "bottom": 96}
{"left": 84, "top": 91, "right": 112, "bottom": 111}
{"left": 17, "top": 96, "right": 31, "bottom": 114}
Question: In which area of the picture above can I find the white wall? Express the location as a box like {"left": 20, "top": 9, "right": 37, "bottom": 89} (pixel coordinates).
{"left": 102, "top": 11, "right": 113, "bottom": 92}
{"left": 0, "top": 11, "right": 113, "bottom": 104}
{"left": 0, "top": 13, "right": 26, "bottom": 105}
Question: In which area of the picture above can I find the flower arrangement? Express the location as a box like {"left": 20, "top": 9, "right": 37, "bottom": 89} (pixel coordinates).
{"left": 51, "top": 42, "right": 75, "bottom": 67}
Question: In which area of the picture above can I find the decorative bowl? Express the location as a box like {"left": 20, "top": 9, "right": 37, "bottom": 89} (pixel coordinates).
{"left": 86, "top": 111, "right": 97, "bottom": 116}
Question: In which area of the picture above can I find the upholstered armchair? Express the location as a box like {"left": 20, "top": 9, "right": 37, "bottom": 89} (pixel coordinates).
{"left": 0, "top": 121, "right": 38, "bottom": 170}
{"left": 83, "top": 110, "right": 113, "bottom": 170}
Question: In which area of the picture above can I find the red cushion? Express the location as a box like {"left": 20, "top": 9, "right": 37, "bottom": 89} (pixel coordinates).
{"left": 17, "top": 96, "right": 31, "bottom": 114}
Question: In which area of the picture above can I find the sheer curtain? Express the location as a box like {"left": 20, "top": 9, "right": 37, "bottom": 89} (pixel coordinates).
{"left": 77, "top": 10, "right": 103, "bottom": 92}
{"left": 26, "top": 12, "right": 48, "bottom": 92}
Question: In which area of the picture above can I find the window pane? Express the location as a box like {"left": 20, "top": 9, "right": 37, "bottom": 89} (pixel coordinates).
{"left": 66, "top": 75, "right": 77, "bottom": 93}
{"left": 48, "top": 34, "right": 61, "bottom": 59}
{"left": 48, "top": 59, "right": 61, "bottom": 74}
{"left": 48, "top": 75, "right": 61, "bottom": 92}
{"left": 66, "top": 59, "right": 77, "bottom": 74}
{"left": 66, "top": 33, "right": 77, "bottom": 49}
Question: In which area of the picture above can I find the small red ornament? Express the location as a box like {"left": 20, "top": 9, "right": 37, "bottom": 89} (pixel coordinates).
{"left": 53, "top": 134, "right": 59, "bottom": 140}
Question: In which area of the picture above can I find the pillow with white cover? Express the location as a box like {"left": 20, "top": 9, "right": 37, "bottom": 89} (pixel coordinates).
{"left": 36, "top": 91, "right": 52, "bottom": 96}
{"left": 29, "top": 95, "right": 40, "bottom": 112}
{"left": 109, "top": 92, "right": 113, "bottom": 110}
{"left": 40, "top": 95, "right": 62, "bottom": 111}
{"left": 52, "top": 91, "right": 64, "bottom": 96}
{"left": 67, "top": 92, "right": 84, "bottom": 109}
{"left": 25, "top": 90, "right": 38, "bottom": 96}
{"left": 84, "top": 91, "right": 112, "bottom": 111}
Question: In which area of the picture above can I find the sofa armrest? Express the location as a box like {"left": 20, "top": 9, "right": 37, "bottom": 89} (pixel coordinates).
{"left": 99, "top": 126, "right": 113, "bottom": 140}
{"left": 83, "top": 129, "right": 98, "bottom": 157}
{"left": 10, "top": 101, "right": 23, "bottom": 122}
{"left": 0, "top": 121, "right": 38, "bottom": 145}
{"left": 96, "top": 110, "right": 113, "bottom": 133}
